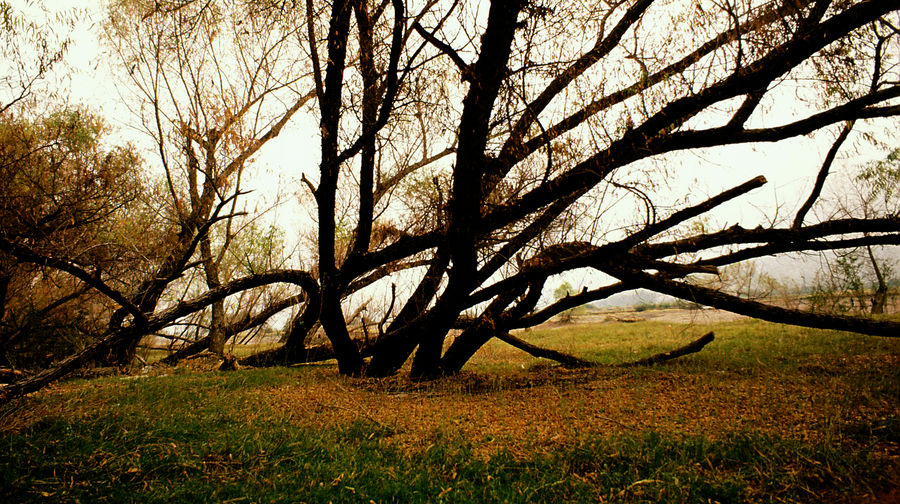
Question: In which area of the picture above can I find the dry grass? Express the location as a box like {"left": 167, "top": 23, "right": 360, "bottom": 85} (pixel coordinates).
{"left": 243, "top": 356, "right": 898, "bottom": 461}
{"left": 2, "top": 316, "right": 898, "bottom": 503}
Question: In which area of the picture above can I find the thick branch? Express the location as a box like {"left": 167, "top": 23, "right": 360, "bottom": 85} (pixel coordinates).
{"left": 495, "top": 331, "right": 715, "bottom": 369}
{"left": 495, "top": 332, "right": 596, "bottom": 368}
{"left": 694, "top": 234, "right": 900, "bottom": 269}
{"left": 619, "top": 332, "right": 715, "bottom": 367}
{"left": 614, "top": 176, "right": 767, "bottom": 251}
{"left": 605, "top": 266, "right": 900, "bottom": 337}
{"left": 411, "top": 21, "right": 469, "bottom": 75}
{"left": 639, "top": 217, "right": 900, "bottom": 258}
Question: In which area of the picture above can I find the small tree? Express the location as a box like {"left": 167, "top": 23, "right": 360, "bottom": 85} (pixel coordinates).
{"left": 0, "top": 108, "right": 148, "bottom": 368}
{"left": 810, "top": 148, "right": 900, "bottom": 314}
{"left": 552, "top": 281, "right": 586, "bottom": 323}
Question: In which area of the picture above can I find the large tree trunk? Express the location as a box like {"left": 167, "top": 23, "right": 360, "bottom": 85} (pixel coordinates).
{"left": 365, "top": 253, "right": 450, "bottom": 377}
{"left": 438, "top": 286, "right": 525, "bottom": 375}
{"left": 200, "top": 236, "right": 226, "bottom": 355}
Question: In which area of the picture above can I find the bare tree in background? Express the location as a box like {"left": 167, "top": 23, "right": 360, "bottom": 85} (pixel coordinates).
{"left": 101, "top": 0, "right": 316, "bottom": 361}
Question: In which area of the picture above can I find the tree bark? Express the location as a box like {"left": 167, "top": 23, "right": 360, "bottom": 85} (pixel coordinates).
{"left": 200, "top": 235, "right": 226, "bottom": 355}
{"left": 867, "top": 245, "right": 888, "bottom": 315}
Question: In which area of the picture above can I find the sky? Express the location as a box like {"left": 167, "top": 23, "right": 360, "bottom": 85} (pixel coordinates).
{"left": 8, "top": 0, "right": 899, "bottom": 301}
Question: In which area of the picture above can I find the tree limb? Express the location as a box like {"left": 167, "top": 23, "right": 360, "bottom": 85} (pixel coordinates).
{"left": 604, "top": 266, "right": 900, "bottom": 337}
{"left": 619, "top": 332, "right": 715, "bottom": 367}
{"left": 494, "top": 332, "right": 596, "bottom": 368}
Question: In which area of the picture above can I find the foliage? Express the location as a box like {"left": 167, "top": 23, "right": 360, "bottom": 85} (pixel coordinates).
{"left": 855, "top": 148, "right": 900, "bottom": 216}
{"left": 0, "top": 108, "right": 148, "bottom": 368}
{"left": 0, "top": 1, "right": 76, "bottom": 112}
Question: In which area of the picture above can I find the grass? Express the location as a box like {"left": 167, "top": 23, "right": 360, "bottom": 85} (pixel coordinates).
{"left": 2, "top": 316, "right": 898, "bottom": 503}
{"left": 472, "top": 317, "right": 900, "bottom": 372}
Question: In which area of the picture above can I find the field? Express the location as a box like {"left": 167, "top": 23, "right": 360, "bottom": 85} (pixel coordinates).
{"left": 1, "top": 312, "right": 899, "bottom": 503}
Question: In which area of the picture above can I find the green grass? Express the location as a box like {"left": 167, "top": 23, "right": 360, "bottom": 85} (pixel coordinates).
{"left": 472, "top": 318, "right": 900, "bottom": 372}
{"left": 2, "top": 317, "right": 898, "bottom": 503}
{"left": 1, "top": 414, "right": 891, "bottom": 503}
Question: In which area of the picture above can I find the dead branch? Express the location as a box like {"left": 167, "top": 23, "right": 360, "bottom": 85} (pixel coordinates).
{"left": 619, "top": 332, "right": 715, "bottom": 367}
{"left": 494, "top": 332, "right": 596, "bottom": 368}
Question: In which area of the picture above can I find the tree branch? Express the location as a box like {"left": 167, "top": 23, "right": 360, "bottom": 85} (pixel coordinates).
{"left": 604, "top": 266, "right": 900, "bottom": 337}
{"left": 411, "top": 21, "right": 470, "bottom": 76}
{"left": 619, "top": 332, "right": 715, "bottom": 367}
{"left": 793, "top": 121, "right": 855, "bottom": 228}
{"left": 495, "top": 332, "right": 596, "bottom": 368}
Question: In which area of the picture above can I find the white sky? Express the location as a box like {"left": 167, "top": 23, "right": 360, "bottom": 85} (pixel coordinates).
{"left": 9, "top": 0, "right": 900, "bottom": 298}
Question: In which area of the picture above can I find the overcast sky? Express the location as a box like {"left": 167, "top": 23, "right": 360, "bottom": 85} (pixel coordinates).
{"left": 10, "top": 0, "right": 899, "bottom": 295}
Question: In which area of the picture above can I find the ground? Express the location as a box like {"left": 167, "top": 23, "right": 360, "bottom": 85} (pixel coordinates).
{"left": 1, "top": 310, "right": 898, "bottom": 503}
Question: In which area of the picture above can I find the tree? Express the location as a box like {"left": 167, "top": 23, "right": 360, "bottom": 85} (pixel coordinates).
{"left": 99, "top": 0, "right": 316, "bottom": 362}
{"left": 0, "top": 3, "right": 154, "bottom": 370}
{"left": 5, "top": 0, "right": 900, "bottom": 403}
{"left": 809, "top": 148, "right": 900, "bottom": 314}
{"left": 0, "top": 108, "right": 149, "bottom": 368}
{"left": 297, "top": 0, "right": 900, "bottom": 379}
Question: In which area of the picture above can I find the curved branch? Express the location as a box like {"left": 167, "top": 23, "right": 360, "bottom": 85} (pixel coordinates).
{"left": 494, "top": 331, "right": 596, "bottom": 368}
{"left": 0, "top": 236, "right": 147, "bottom": 324}
{"left": 793, "top": 122, "right": 855, "bottom": 228}
{"left": 495, "top": 331, "right": 715, "bottom": 369}
{"left": 614, "top": 175, "right": 767, "bottom": 251}
{"left": 0, "top": 269, "right": 319, "bottom": 405}
{"left": 619, "top": 332, "right": 715, "bottom": 367}
{"left": 604, "top": 266, "right": 900, "bottom": 337}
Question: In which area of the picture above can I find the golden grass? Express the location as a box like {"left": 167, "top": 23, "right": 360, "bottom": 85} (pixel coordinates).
{"left": 242, "top": 357, "right": 897, "bottom": 460}
{"left": 7, "top": 316, "right": 899, "bottom": 464}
